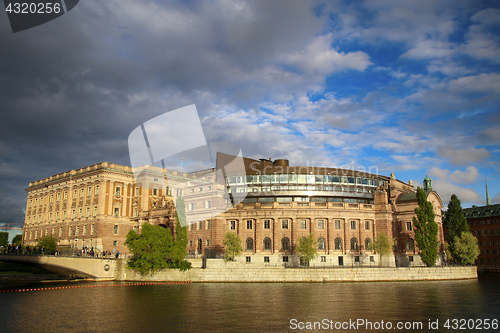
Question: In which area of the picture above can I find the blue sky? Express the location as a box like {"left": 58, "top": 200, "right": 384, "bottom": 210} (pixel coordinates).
{"left": 0, "top": 0, "right": 499, "bottom": 229}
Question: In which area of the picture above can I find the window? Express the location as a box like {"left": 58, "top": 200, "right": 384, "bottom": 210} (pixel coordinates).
{"left": 482, "top": 230, "right": 486, "bottom": 236}
{"left": 86, "top": 208, "right": 90, "bottom": 217}
{"left": 50, "top": 195, "right": 53, "bottom": 202}
{"left": 318, "top": 237, "right": 326, "bottom": 250}
{"left": 335, "top": 237, "right": 343, "bottom": 250}
{"left": 94, "top": 207, "right": 97, "bottom": 217}
{"left": 350, "top": 221, "right": 357, "bottom": 230}
{"left": 153, "top": 188, "right": 158, "bottom": 196}
{"left": 206, "top": 200, "right": 212, "bottom": 209}
{"left": 114, "top": 225, "right": 118, "bottom": 234}
{"left": 56, "top": 212, "right": 59, "bottom": 220}
{"left": 189, "top": 203, "right": 194, "bottom": 211}
{"left": 80, "top": 188, "right": 84, "bottom": 197}
{"left": 49, "top": 213, "right": 52, "bottom": 221}
{"left": 263, "top": 237, "right": 272, "bottom": 251}
{"left": 91, "top": 224, "right": 95, "bottom": 234}
{"left": 83, "top": 225, "right": 87, "bottom": 235}
{"left": 206, "top": 220, "right": 210, "bottom": 229}
{"left": 198, "top": 221, "right": 202, "bottom": 230}
{"left": 247, "top": 220, "right": 253, "bottom": 229}
{"left": 79, "top": 209, "right": 82, "bottom": 218}
{"left": 76, "top": 226, "right": 79, "bottom": 235}
{"left": 355, "top": 256, "right": 360, "bottom": 263}
{"left": 264, "top": 256, "right": 270, "bottom": 263}
{"left": 281, "top": 237, "right": 290, "bottom": 251}
{"left": 245, "top": 238, "right": 253, "bottom": 251}
{"left": 370, "top": 256, "right": 375, "bottom": 263}
{"left": 409, "top": 256, "right": 414, "bottom": 262}
{"left": 230, "top": 221, "right": 236, "bottom": 230}
{"left": 321, "top": 256, "right": 326, "bottom": 262}
{"left": 115, "top": 187, "right": 121, "bottom": 196}
{"left": 365, "top": 221, "right": 370, "bottom": 230}
{"left": 317, "top": 219, "right": 325, "bottom": 229}
{"left": 407, "top": 239, "right": 415, "bottom": 251}
{"left": 282, "top": 219, "right": 289, "bottom": 229}
{"left": 189, "top": 241, "right": 192, "bottom": 247}
{"left": 246, "top": 256, "right": 251, "bottom": 263}
{"left": 350, "top": 237, "right": 358, "bottom": 250}
{"left": 113, "top": 241, "right": 117, "bottom": 246}
{"left": 134, "top": 209, "right": 138, "bottom": 217}
{"left": 365, "top": 238, "right": 372, "bottom": 251}
{"left": 73, "top": 189, "right": 77, "bottom": 198}
{"left": 59, "top": 227, "right": 62, "bottom": 236}
{"left": 406, "top": 222, "right": 412, "bottom": 231}
{"left": 264, "top": 220, "right": 271, "bottom": 229}
{"left": 72, "top": 210, "right": 75, "bottom": 218}
{"left": 300, "top": 219, "right": 306, "bottom": 229}
{"left": 206, "top": 240, "right": 210, "bottom": 247}
{"left": 335, "top": 220, "right": 341, "bottom": 229}
{"left": 283, "top": 256, "right": 289, "bottom": 263}
{"left": 496, "top": 229, "right": 499, "bottom": 236}
{"left": 489, "top": 229, "right": 494, "bottom": 236}
{"left": 88, "top": 187, "right": 91, "bottom": 196}
{"left": 114, "top": 208, "right": 120, "bottom": 217}
{"left": 95, "top": 186, "right": 99, "bottom": 195}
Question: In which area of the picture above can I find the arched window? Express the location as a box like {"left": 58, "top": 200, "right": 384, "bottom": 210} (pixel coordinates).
{"left": 335, "top": 237, "right": 343, "bottom": 250}
{"left": 281, "top": 237, "right": 290, "bottom": 251}
{"left": 406, "top": 238, "right": 415, "bottom": 251}
{"left": 318, "top": 237, "right": 326, "bottom": 250}
{"left": 245, "top": 237, "right": 253, "bottom": 251}
{"left": 350, "top": 237, "right": 358, "bottom": 251}
{"left": 365, "top": 238, "right": 372, "bottom": 251}
{"left": 263, "top": 237, "right": 272, "bottom": 251}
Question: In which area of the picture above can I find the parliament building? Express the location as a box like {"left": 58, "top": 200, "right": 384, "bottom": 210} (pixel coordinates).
{"left": 22, "top": 153, "right": 446, "bottom": 267}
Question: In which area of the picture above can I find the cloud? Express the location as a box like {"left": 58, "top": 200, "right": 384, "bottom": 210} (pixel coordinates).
{"left": 286, "top": 34, "right": 372, "bottom": 75}
{"left": 449, "top": 166, "right": 479, "bottom": 184}
{"left": 432, "top": 180, "right": 481, "bottom": 205}
{"left": 437, "top": 146, "right": 491, "bottom": 166}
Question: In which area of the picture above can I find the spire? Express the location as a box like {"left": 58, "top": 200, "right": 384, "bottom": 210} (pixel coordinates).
{"left": 423, "top": 174, "right": 432, "bottom": 191}
{"left": 486, "top": 179, "right": 491, "bottom": 206}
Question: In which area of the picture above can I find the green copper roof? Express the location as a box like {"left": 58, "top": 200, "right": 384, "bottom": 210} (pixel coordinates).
{"left": 463, "top": 203, "right": 500, "bottom": 218}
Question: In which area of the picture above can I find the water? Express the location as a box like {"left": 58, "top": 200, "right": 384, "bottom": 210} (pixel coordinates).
{"left": 1, "top": 274, "right": 499, "bottom": 332}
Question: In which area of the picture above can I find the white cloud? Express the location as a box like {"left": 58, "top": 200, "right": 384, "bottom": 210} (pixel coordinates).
{"left": 437, "top": 146, "right": 491, "bottom": 166}
{"left": 286, "top": 34, "right": 372, "bottom": 75}
{"left": 432, "top": 180, "right": 481, "bottom": 205}
{"left": 449, "top": 166, "right": 479, "bottom": 184}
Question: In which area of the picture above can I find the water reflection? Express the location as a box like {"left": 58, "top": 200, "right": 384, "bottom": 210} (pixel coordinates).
{"left": 1, "top": 274, "right": 498, "bottom": 332}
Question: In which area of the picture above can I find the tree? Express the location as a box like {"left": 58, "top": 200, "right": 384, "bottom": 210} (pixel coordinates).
{"left": 0, "top": 232, "right": 8, "bottom": 247}
{"left": 370, "top": 232, "right": 393, "bottom": 266}
{"left": 223, "top": 233, "right": 242, "bottom": 261}
{"left": 443, "top": 194, "right": 469, "bottom": 259}
{"left": 37, "top": 234, "right": 57, "bottom": 255}
{"left": 297, "top": 234, "right": 317, "bottom": 266}
{"left": 12, "top": 234, "right": 23, "bottom": 246}
{"left": 176, "top": 196, "right": 187, "bottom": 227}
{"left": 125, "top": 223, "right": 191, "bottom": 275}
{"left": 453, "top": 232, "right": 480, "bottom": 265}
{"left": 413, "top": 187, "right": 439, "bottom": 267}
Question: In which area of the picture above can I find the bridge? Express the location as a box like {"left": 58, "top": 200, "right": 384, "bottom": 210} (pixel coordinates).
{"left": 0, "top": 255, "right": 117, "bottom": 280}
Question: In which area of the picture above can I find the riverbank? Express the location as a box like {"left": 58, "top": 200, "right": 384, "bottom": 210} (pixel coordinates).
{"left": 115, "top": 259, "right": 477, "bottom": 282}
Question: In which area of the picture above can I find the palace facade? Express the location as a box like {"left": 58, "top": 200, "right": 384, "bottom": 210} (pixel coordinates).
{"left": 23, "top": 154, "right": 446, "bottom": 266}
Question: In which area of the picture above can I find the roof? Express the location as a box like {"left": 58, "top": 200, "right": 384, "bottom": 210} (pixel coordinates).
{"left": 463, "top": 203, "right": 500, "bottom": 219}
{"left": 396, "top": 190, "right": 432, "bottom": 203}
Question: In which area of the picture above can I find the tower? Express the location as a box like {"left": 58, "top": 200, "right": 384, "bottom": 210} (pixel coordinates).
{"left": 423, "top": 175, "right": 432, "bottom": 191}
{"left": 486, "top": 179, "right": 491, "bottom": 206}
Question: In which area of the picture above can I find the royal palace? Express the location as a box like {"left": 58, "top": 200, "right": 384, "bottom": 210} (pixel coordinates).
{"left": 22, "top": 153, "right": 446, "bottom": 267}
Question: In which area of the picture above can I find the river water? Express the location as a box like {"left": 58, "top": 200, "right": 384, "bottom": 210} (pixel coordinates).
{"left": 1, "top": 273, "right": 499, "bottom": 332}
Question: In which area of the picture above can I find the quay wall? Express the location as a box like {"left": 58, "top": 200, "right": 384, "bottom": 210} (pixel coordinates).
{"left": 115, "top": 260, "right": 477, "bottom": 282}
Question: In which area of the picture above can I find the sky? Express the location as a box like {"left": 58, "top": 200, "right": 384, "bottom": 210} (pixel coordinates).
{"left": 0, "top": 0, "right": 499, "bottom": 230}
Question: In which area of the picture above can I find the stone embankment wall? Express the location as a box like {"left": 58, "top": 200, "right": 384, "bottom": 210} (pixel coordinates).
{"left": 115, "top": 259, "right": 477, "bottom": 282}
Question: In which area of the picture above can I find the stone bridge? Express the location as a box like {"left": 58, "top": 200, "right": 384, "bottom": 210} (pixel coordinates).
{"left": 0, "top": 255, "right": 116, "bottom": 280}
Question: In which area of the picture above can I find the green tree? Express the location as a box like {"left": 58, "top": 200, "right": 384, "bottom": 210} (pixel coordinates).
{"left": 0, "top": 232, "right": 8, "bottom": 247}
{"left": 223, "top": 233, "right": 242, "bottom": 262}
{"left": 175, "top": 196, "right": 187, "bottom": 227}
{"left": 453, "top": 232, "right": 480, "bottom": 265}
{"left": 443, "top": 194, "right": 469, "bottom": 259}
{"left": 413, "top": 187, "right": 439, "bottom": 267}
{"left": 12, "top": 234, "right": 23, "bottom": 246}
{"left": 37, "top": 234, "right": 57, "bottom": 255}
{"left": 297, "top": 234, "right": 317, "bottom": 266}
{"left": 370, "top": 232, "right": 393, "bottom": 266}
{"left": 125, "top": 223, "right": 191, "bottom": 275}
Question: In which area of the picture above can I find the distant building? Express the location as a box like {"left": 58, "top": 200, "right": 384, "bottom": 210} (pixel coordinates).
{"left": 463, "top": 203, "right": 500, "bottom": 270}
{"left": 23, "top": 154, "right": 446, "bottom": 266}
